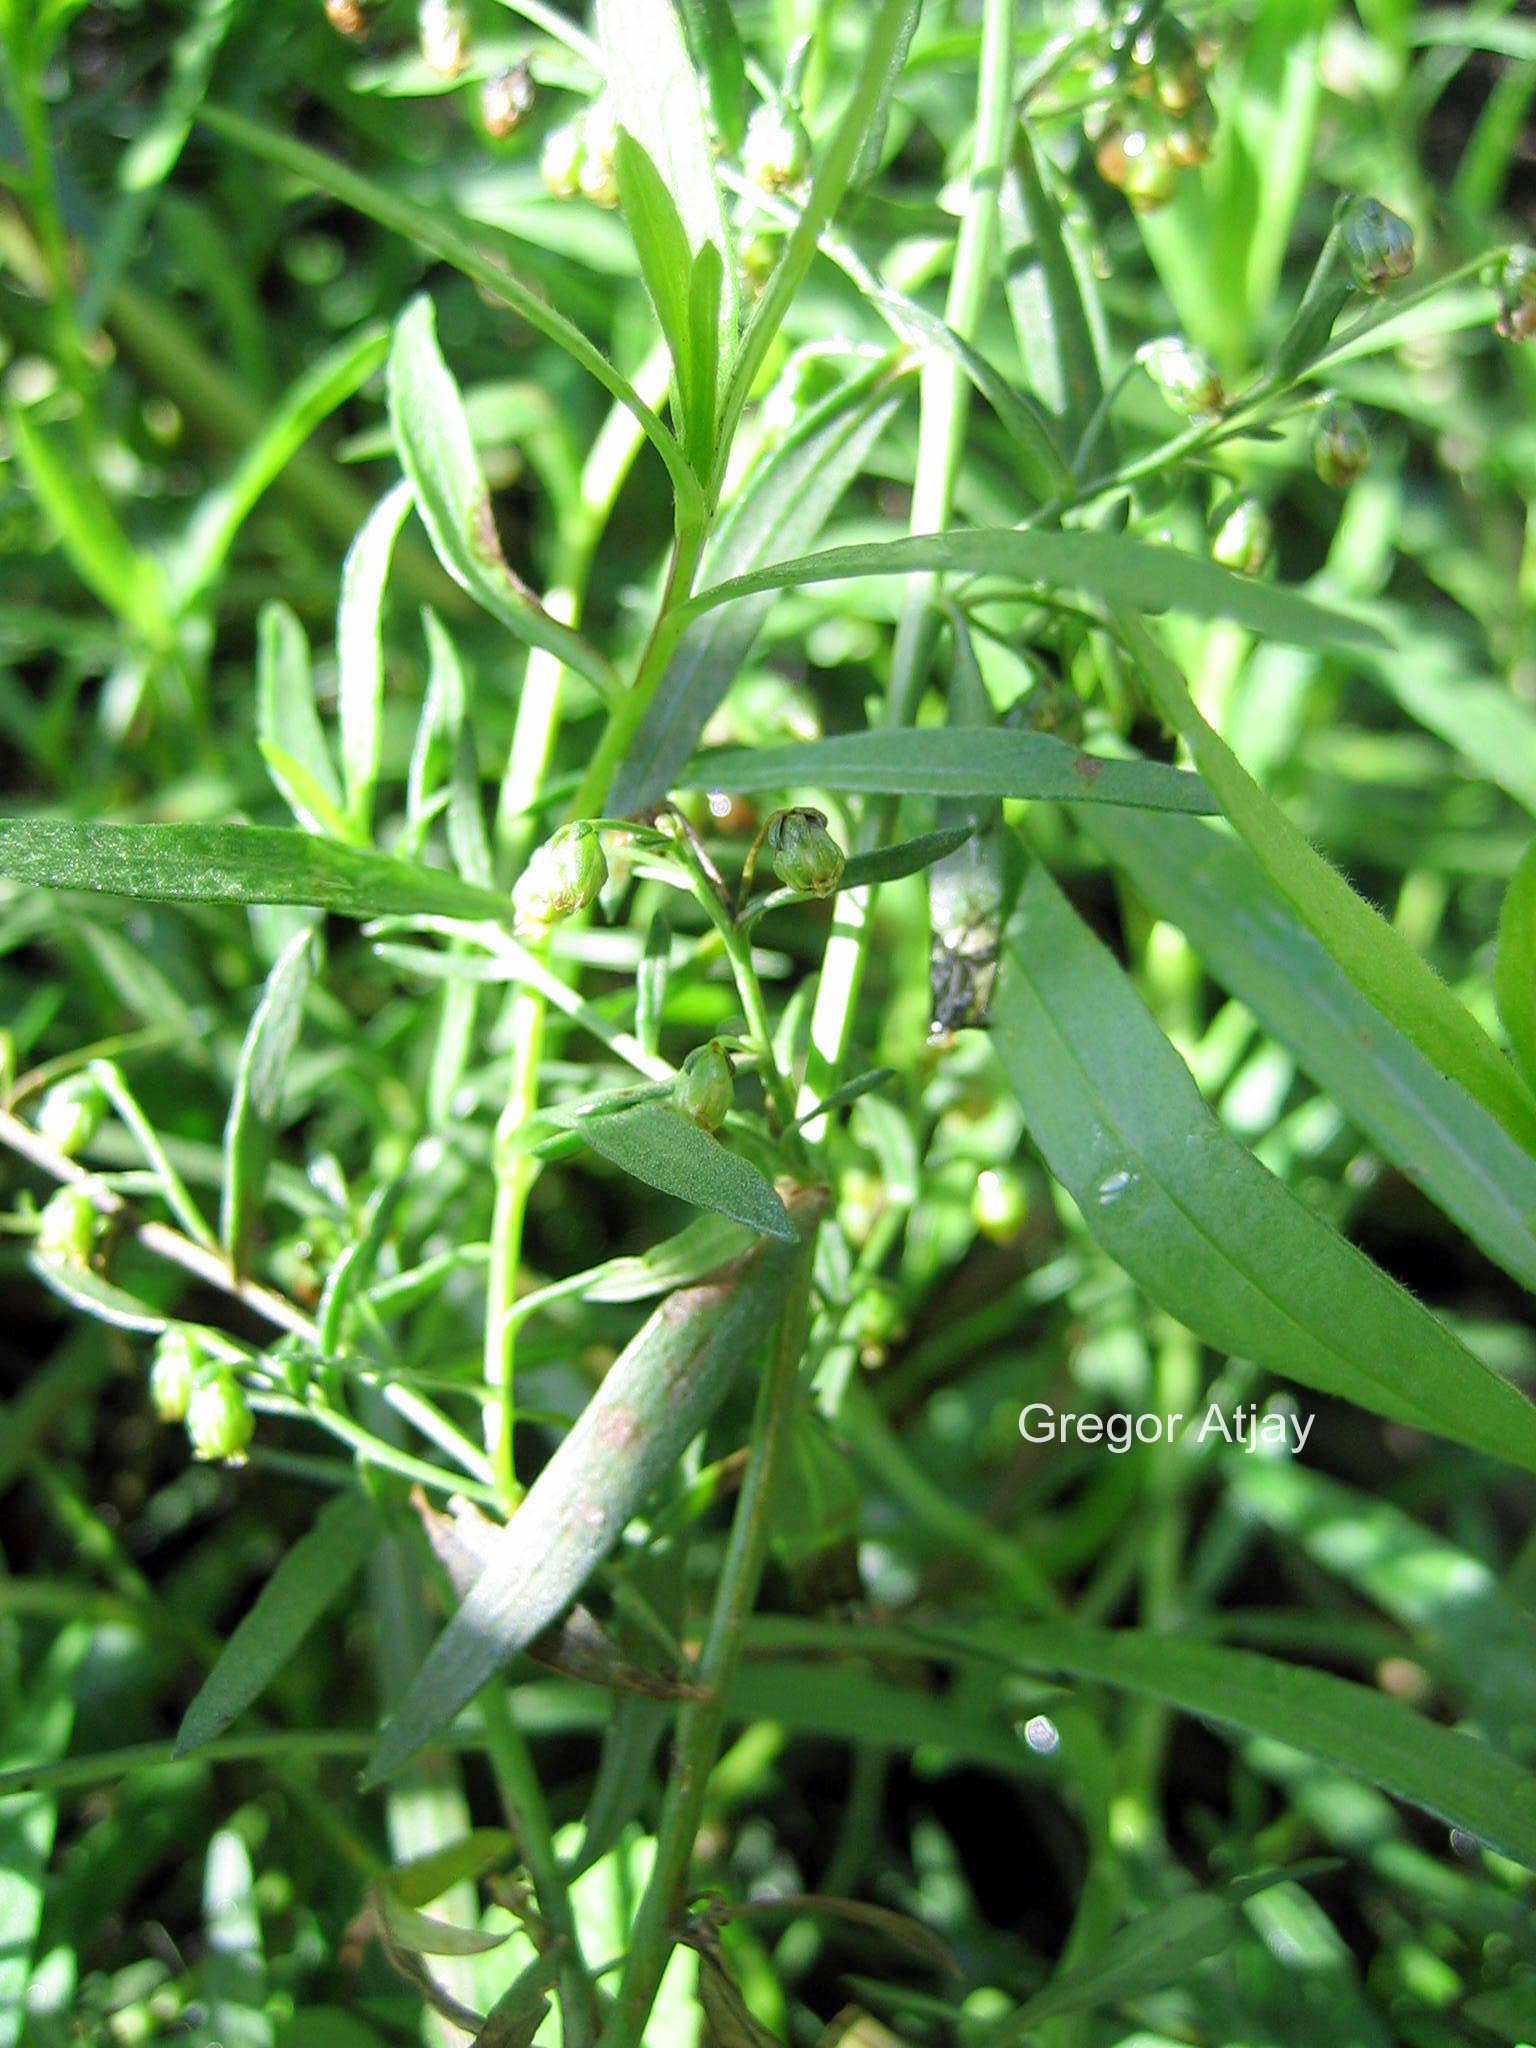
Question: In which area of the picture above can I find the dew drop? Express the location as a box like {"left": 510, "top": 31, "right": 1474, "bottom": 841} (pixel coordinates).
{"left": 1022, "top": 1714, "right": 1060, "bottom": 1755}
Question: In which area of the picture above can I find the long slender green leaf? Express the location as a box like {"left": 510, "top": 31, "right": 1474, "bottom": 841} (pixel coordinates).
{"left": 1497, "top": 838, "right": 1536, "bottom": 1095}
{"left": 1229, "top": 1459, "right": 1536, "bottom": 1729}
{"left": 682, "top": 728, "right": 1217, "bottom": 811}
{"left": 0, "top": 1630, "right": 88, "bottom": 2048}
{"left": 221, "top": 925, "right": 320, "bottom": 1265}
{"left": 675, "top": 0, "right": 747, "bottom": 149}
{"left": 612, "top": 356, "right": 906, "bottom": 810}
{"left": 939, "top": 1617, "right": 1536, "bottom": 1875}
{"left": 994, "top": 863, "right": 1536, "bottom": 1474}
{"left": 1006, "top": 127, "right": 1107, "bottom": 439}
{"left": 571, "top": 1101, "right": 793, "bottom": 1239}
{"left": 365, "top": 1199, "right": 819, "bottom": 1782}
{"left": 8, "top": 407, "right": 167, "bottom": 638}
{"left": 1086, "top": 806, "right": 1536, "bottom": 1294}
{"left": 0, "top": 820, "right": 511, "bottom": 921}
{"left": 256, "top": 602, "right": 349, "bottom": 839}
{"left": 1117, "top": 610, "right": 1536, "bottom": 1154}
{"left": 338, "top": 481, "right": 412, "bottom": 839}
{"left": 196, "top": 102, "right": 701, "bottom": 521}
{"left": 176, "top": 1491, "right": 381, "bottom": 1756}
{"left": 1003, "top": 1864, "right": 1334, "bottom": 2035}
{"left": 174, "top": 324, "right": 389, "bottom": 607}
{"left": 598, "top": 0, "right": 737, "bottom": 342}
{"left": 679, "top": 530, "right": 1385, "bottom": 649}
{"left": 388, "top": 298, "right": 619, "bottom": 701}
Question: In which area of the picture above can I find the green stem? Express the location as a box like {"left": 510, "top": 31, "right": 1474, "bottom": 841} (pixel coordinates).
{"left": 796, "top": 0, "right": 1016, "bottom": 1129}
{"left": 596, "top": 1215, "right": 821, "bottom": 2048}
{"left": 480, "top": 1682, "right": 597, "bottom": 2046}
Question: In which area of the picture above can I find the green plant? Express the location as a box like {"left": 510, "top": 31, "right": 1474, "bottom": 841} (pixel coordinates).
{"left": 8, "top": 2, "right": 1536, "bottom": 2043}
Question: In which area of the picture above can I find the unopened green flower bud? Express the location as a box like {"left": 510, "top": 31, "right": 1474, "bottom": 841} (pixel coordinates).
{"left": 512, "top": 823, "right": 608, "bottom": 938}
{"left": 36, "top": 1073, "right": 106, "bottom": 1157}
{"left": 1119, "top": 131, "right": 1179, "bottom": 211}
{"left": 1143, "top": 17, "right": 1204, "bottom": 116}
{"left": 850, "top": 1282, "right": 905, "bottom": 1366}
{"left": 577, "top": 103, "right": 620, "bottom": 208}
{"left": 541, "top": 121, "right": 586, "bottom": 200}
{"left": 482, "top": 61, "right": 535, "bottom": 141}
{"left": 1339, "top": 196, "right": 1415, "bottom": 293}
{"left": 1160, "top": 100, "right": 1215, "bottom": 170}
{"left": 743, "top": 100, "right": 811, "bottom": 192}
{"left": 37, "top": 1184, "right": 100, "bottom": 1265}
{"left": 1495, "top": 247, "right": 1536, "bottom": 343}
{"left": 972, "top": 1166, "right": 1029, "bottom": 1243}
{"left": 1211, "top": 494, "right": 1273, "bottom": 577}
{"left": 767, "top": 807, "right": 845, "bottom": 897}
{"left": 1137, "top": 336, "right": 1224, "bottom": 420}
{"left": 150, "top": 1328, "right": 202, "bottom": 1423}
{"left": 674, "top": 1040, "right": 734, "bottom": 1133}
{"left": 1312, "top": 399, "right": 1369, "bottom": 487}
{"left": 187, "top": 1371, "right": 254, "bottom": 1465}
{"left": 417, "top": 0, "right": 468, "bottom": 77}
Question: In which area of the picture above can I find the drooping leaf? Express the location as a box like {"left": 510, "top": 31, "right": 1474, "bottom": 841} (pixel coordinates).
{"left": 678, "top": 530, "right": 1386, "bottom": 651}
{"left": 682, "top": 729, "right": 1216, "bottom": 811}
{"left": 388, "top": 297, "right": 619, "bottom": 698}
{"left": 176, "top": 1490, "right": 381, "bottom": 1755}
{"left": 941, "top": 1616, "right": 1536, "bottom": 1874}
{"left": 0, "top": 820, "right": 510, "bottom": 922}
{"left": 571, "top": 1101, "right": 794, "bottom": 1240}
{"left": 1117, "top": 610, "right": 1536, "bottom": 1154}
{"left": 221, "top": 923, "right": 320, "bottom": 1265}
{"left": 1086, "top": 805, "right": 1536, "bottom": 1294}
{"left": 365, "top": 1200, "right": 821, "bottom": 1783}
{"left": 993, "top": 863, "right": 1536, "bottom": 1474}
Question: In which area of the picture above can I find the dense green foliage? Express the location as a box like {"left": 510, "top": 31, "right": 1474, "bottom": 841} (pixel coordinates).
{"left": 6, "top": 1, "right": 1536, "bottom": 2043}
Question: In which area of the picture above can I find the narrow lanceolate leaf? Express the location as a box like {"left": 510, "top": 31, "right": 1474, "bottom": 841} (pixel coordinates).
{"left": 365, "top": 1196, "right": 820, "bottom": 1783}
{"left": 256, "top": 602, "right": 350, "bottom": 839}
{"left": 7, "top": 407, "right": 168, "bottom": 639}
{"left": 1497, "top": 838, "right": 1536, "bottom": 1095}
{"left": 839, "top": 827, "right": 974, "bottom": 891}
{"left": 994, "top": 864, "right": 1536, "bottom": 1475}
{"left": 1229, "top": 1459, "right": 1536, "bottom": 1729}
{"left": 611, "top": 357, "right": 906, "bottom": 811}
{"left": 572, "top": 1101, "right": 794, "bottom": 1240}
{"left": 597, "top": 0, "right": 737, "bottom": 347}
{"left": 1007, "top": 1864, "right": 1332, "bottom": 2032}
{"left": 174, "top": 323, "right": 389, "bottom": 607}
{"left": 675, "top": 0, "right": 747, "bottom": 149}
{"left": 1117, "top": 611, "right": 1536, "bottom": 1155}
{"left": 176, "top": 1490, "right": 381, "bottom": 1755}
{"left": 338, "top": 479, "right": 413, "bottom": 839}
{"left": 944, "top": 1618, "right": 1536, "bottom": 1875}
{"left": 1005, "top": 126, "right": 1106, "bottom": 439}
{"left": 678, "top": 531, "right": 1385, "bottom": 652}
{"left": 1085, "top": 806, "right": 1536, "bottom": 1295}
{"left": 221, "top": 925, "right": 320, "bottom": 1265}
{"left": 387, "top": 299, "right": 618, "bottom": 700}
{"left": 0, "top": 1631, "right": 88, "bottom": 2048}
{"left": 0, "top": 821, "right": 511, "bottom": 923}
{"left": 682, "top": 729, "right": 1216, "bottom": 812}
